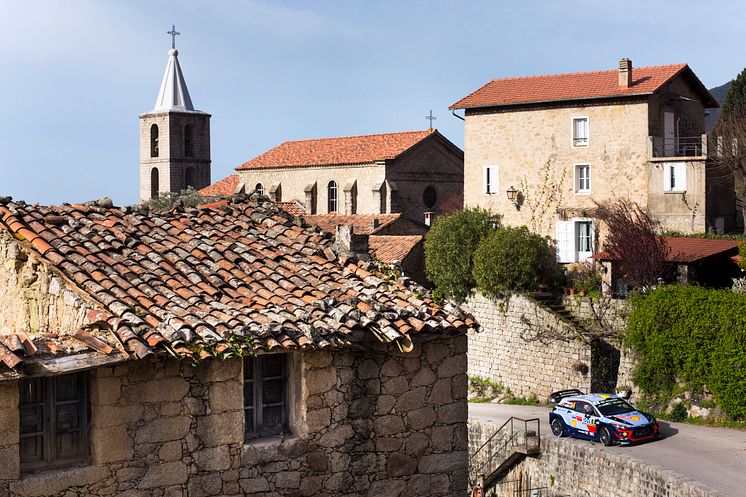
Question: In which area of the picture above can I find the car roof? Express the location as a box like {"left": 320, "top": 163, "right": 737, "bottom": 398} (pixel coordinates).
{"left": 564, "top": 393, "right": 620, "bottom": 405}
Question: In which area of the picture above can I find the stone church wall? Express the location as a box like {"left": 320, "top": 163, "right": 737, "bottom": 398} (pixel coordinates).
{"left": 0, "top": 334, "right": 469, "bottom": 497}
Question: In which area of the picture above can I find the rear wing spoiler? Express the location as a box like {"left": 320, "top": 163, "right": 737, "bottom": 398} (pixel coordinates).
{"left": 548, "top": 389, "right": 584, "bottom": 404}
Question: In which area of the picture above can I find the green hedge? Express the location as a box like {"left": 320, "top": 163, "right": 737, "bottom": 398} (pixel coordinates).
{"left": 627, "top": 286, "right": 746, "bottom": 419}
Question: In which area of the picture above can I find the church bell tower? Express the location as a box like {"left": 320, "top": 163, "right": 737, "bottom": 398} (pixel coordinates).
{"left": 140, "top": 27, "right": 211, "bottom": 201}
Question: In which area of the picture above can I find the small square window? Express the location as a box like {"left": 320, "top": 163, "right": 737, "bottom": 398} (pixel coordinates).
{"left": 664, "top": 163, "right": 686, "bottom": 192}
{"left": 19, "top": 373, "right": 89, "bottom": 471}
{"left": 244, "top": 355, "right": 288, "bottom": 441}
{"left": 575, "top": 164, "right": 591, "bottom": 194}
{"left": 483, "top": 165, "right": 499, "bottom": 194}
{"left": 572, "top": 118, "right": 589, "bottom": 147}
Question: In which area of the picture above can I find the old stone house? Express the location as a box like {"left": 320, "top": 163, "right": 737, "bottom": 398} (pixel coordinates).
{"left": 0, "top": 194, "right": 475, "bottom": 496}
{"left": 204, "top": 129, "right": 464, "bottom": 226}
{"left": 451, "top": 58, "right": 732, "bottom": 264}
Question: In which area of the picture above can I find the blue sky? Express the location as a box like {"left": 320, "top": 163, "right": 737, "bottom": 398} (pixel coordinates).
{"left": 2, "top": 0, "right": 744, "bottom": 206}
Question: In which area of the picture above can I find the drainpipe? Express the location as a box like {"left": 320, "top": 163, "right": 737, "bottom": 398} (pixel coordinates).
{"left": 451, "top": 109, "right": 465, "bottom": 121}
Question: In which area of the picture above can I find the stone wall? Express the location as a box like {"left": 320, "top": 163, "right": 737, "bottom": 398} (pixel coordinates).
{"left": 462, "top": 294, "right": 592, "bottom": 400}
{"left": 0, "top": 333, "right": 469, "bottom": 497}
{"left": 468, "top": 420, "right": 723, "bottom": 497}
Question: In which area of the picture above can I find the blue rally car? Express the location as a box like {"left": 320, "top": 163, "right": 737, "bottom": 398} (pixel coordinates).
{"left": 548, "top": 389, "right": 660, "bottom": 446}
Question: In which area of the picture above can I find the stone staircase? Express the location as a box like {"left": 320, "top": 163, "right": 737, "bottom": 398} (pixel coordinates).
{"left": 469, "top": 417, "right": 541, "bottom": 495}
{"left": 531, "top": 292, "right": 587, "bottom": 332}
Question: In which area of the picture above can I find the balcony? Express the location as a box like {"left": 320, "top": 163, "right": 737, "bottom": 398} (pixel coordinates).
{"left": 649, "top": 134, "right": 708, "bottom": 159}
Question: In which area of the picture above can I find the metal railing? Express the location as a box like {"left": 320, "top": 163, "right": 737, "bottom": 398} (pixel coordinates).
{"left": 649, "top": 134, "right": 707, "bottom": 158}
{"left": 469, "top": 417, "right": 541, "bottom": 493}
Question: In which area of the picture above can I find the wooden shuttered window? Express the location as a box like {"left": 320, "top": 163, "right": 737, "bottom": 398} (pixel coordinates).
{"left": 244, "top": 354, "right": 288, "bottom": 441}
{"left": 19, "top": 372, "right": 89, "bottom": 471}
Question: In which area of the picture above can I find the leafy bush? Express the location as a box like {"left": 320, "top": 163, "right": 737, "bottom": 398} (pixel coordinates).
{"left": 627, "top": 286, "right": 746, "bottom": 419}
{"left": 424, "top": 208, "right": 499, "bottom": 302}
{"left": 472, "top": 226, "right": 559, "bottom": 298}
{"left": 566, "top": 262, "right": 601, "bottom": 295}
{"left": 146, "top": 186, "right": 207, "bottom": 211}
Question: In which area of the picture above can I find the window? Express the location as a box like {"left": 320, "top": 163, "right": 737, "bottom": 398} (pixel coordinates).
{"left": 19, "top": 373, "right": 89, "bottom": 471}
{"left": 575, "top": 164, "right": 591, "bottom": 194}
{"left": 328, "top": 180, "right": 338, "bottom": 213}
{"left": 150, "top": 124, "right": 159, "bottom": 157}
{"left": 664, "top": 163, "right": 686, "bottom": 192}
{"left": 244, "top": 355, "right": 288, "bottom": 440}
{"left": 556, "top": 219, "right": 594, "bottom": 263}
{"left": 255, "top": 183, "right": 265, "bottom": 196}
{"left": 423, "top": 186, "right": 437, "bottom": 209}
{"left": 184, "top": 167, "right": 196, "bottom": 189}
{"left": 572, "top": 117, "right": 588, "bottom": 147}
{"left": 483, "top": 166, "right": 498, "bottom": 194}
{"left": 150, "top": 168, "right": 159, "bottom": 199}
{"left": 184, "top": 124, "right": 193, "bottom": 157}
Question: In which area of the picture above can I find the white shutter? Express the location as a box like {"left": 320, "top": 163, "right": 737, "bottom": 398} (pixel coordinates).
{"left": 663, "top": 163, "right": 672, "bottom": 191}
{"left": 675, "top": 163, "right": 686, "bottom": 191}
{"left": 556, "top": 221, "right": 575, "bottom": 263}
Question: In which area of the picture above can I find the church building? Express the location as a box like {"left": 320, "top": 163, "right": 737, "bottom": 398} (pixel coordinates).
{"left": 139, "top": 45, "right": 211, "bottom": 201}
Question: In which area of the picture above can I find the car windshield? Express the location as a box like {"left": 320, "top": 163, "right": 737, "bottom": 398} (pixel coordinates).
{"left": 597, "top": 399, "right": 635, "bottom": 416}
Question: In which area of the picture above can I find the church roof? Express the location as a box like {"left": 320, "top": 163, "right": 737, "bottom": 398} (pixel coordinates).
{"left": 235, "top": 130, "right": 435, "bottom": 170}
{"left": 153, "top": 48, "right": 196, "bottom": 112}
{"left": 199, "top": 174, "right": 239, "bottom": 197}
{"left": 451, "top": 63, "right": 718, "bottom": 109}
{"left": 0, "top": 196, "right": 474, "bottom": 373}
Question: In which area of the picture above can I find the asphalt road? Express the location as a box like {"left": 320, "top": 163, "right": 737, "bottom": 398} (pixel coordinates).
{"left": 469, "top": 403, "right": 746, "bottom": 497}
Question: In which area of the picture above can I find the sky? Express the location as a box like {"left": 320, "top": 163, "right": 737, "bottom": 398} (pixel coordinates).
{"left": 1, "top": 0, "right": 744, "bottom": 206}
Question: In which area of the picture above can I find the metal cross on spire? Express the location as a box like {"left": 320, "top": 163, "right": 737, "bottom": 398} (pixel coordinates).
{"left": 167, "top": 24, "right": 181, "bottom": 49}
{"left": 425, "top": 110, "right": 437, "bottom": 131}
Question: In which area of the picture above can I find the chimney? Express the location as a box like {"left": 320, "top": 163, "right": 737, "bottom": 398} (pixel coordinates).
{"left": 619, "top": 58, "right": 632, "bottom": 87}
{"left": 334, "top": 225, "right": 369, "bottom": 259}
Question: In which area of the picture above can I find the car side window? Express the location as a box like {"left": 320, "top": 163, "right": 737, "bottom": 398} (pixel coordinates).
{"left": 576, "top": 401, "right": 595, "bottom": 416}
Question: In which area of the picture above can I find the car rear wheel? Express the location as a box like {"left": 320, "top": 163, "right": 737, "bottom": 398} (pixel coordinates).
{"left": 599, "top": 426, "right": 613, "bottom": 446}
{"left": 550, "top": 417, "right": 566, "bottom": 437}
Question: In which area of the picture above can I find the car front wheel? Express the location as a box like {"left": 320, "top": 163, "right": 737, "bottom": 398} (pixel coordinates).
{"left": 599, "top": 426, "right": 613, "bottom": 446}
{"left": 550, "top": 417, "right": 566, "bottom": 437}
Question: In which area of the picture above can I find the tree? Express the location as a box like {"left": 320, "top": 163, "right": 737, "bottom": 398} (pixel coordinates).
{"left": 595, "top": 199, "right": 670, "bottom": 288}
{"left": 146, "top": 186, "right": 207, "bottom": 211}
{"left": 472, "top": 226, "right": 559, "bottom": 298}
{"left": 424, "top": 208, "right": 499, "bottom": 302}
{"left": 711, "top": 68, "right": 746, "bottom": 232}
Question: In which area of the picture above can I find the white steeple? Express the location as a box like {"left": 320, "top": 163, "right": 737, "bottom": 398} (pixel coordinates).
{"left": 153, "top": 48, "right": 195, "bottom": 112}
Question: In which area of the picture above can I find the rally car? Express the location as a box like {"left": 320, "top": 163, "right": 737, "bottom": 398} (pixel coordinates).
{"left": 548, "top": 389, "right": 660, "bottom": 446}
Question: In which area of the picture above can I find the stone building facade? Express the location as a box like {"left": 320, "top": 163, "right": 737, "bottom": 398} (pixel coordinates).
{"left": 451, "top": 59, "right": 729, "bottom": 263}
{"left": 0, "top": 195, "right": 476, "bottom": 496}
{"left": 206, "top": 130, "right": 464, "bottom": 225}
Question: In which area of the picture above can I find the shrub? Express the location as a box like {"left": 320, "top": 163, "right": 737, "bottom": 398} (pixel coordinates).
{"left": 566, "top": 262, "right": 601, "bottom": 295}
{"left": 627, "top": 286, "right": 746, "bottom": 419}
{"left": 472, "top": 226, "right": 559, "bottom": 298}
{"left": 424, "top": 208, "right": 499, "bottom": 302}
{"left": 147, "top": 186, "right": 207, "bottom": 211}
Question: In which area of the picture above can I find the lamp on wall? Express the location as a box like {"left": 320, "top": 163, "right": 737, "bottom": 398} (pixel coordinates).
{"left": 506, "top": 186, "right": 519, "bottom": 208}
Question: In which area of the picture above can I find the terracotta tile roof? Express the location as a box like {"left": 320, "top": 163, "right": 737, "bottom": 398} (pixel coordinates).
{"left": 594, "top": 236, "right": 739, "bottom": 264}
{"left": 276, "top": 201, "right": 306, "bottom": 217}
{"left": 663, "top": 237, "right": 739, "bottom": 263}
{"left": 451, "top": 64, "right": 710, "bottom": 109}
{"left": 0, "top": 196, "right": 475, "bottom": 371}
{"left": 235, "top": 130, "right": 433, "bottom": 170}
{"left": 303, "top": 213, "right": 403, "bottom": 236}
{"left": 369, "top": 235, "right": 422, "bottom": 264}
{"left": 199, "top": 174, "right": 239, "bottom": 197}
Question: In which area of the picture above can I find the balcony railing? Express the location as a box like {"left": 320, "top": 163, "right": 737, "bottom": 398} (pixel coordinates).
{"left": 649, "top": 134, "right": 708, "bottom": 158}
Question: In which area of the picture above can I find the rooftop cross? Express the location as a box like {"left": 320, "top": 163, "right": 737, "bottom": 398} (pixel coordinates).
{"left": 425, "top": 110, "right": 437, "bottom": 131}
{"left": 167, "top": 24, "right": 181, "bottom": 49}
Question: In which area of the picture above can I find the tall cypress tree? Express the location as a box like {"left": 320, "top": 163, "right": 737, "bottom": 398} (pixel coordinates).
{"left": 723, "top": 68, "right": 746, "bottom": 115}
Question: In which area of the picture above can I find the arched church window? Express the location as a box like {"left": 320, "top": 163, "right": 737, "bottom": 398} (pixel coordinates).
{"left": 185, "top": 167, "right": 196, "bottom": 189}
{"left": 328, "top": 181, "right": 338, "bottom": 213}
{"left": 150, "top": 124, "right": 159, "bottom": 157}
{"left": 184, "top": 124, "right": 193, "bottom": 157}
{"left": 255, "top": 183, "right": 265, "bottom": 195}
{"left": 423, "top": 186, "right": 437, "bottom": 209}
{"left": 150, "top": 168, "right": 159, "bottom": 198}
